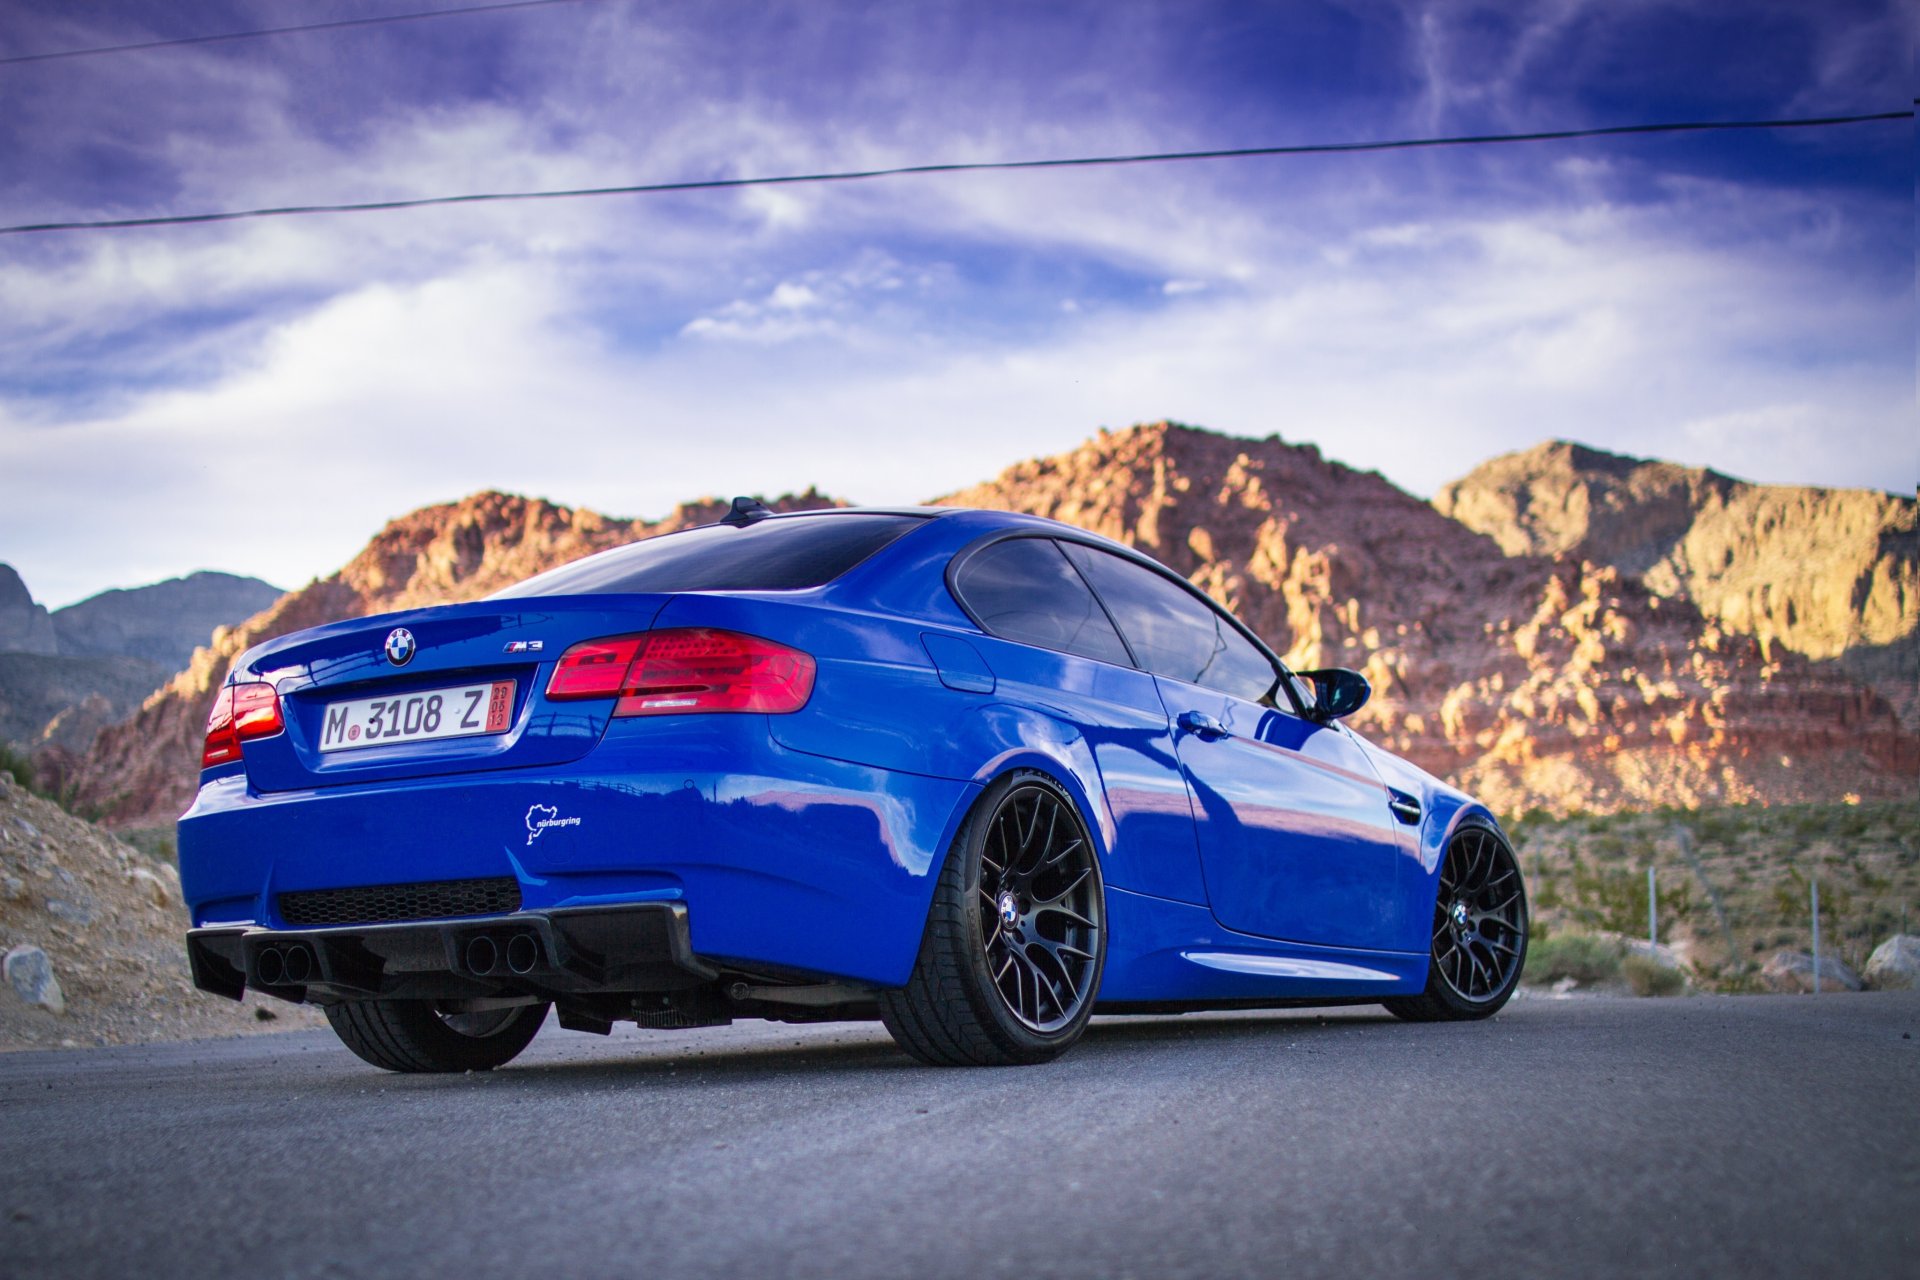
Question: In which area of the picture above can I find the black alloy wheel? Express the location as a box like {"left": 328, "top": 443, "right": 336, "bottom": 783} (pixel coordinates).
{"left": 880, "top": 771, "right": 1106, "bottom": 1065}
{"left": 1385, "top": 820, "right": 1527, "bottom": 1022}
{"left": 977, "top": 780, "right": 1105, "bottom": 1032}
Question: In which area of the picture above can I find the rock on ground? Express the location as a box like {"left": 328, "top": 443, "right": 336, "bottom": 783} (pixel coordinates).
{"left": 1760, "top": 949, "right": 1863, "bottom": 994}
{"left": 1863, "top": 935, "right": 1920, "bottom": 991}
{"left": 4, "top": 945, "right": 65, "bottom": 1014}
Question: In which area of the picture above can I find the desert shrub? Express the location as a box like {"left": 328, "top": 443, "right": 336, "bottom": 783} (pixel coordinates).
{"left": 0, "top": 746, "right": 31, "bottom": 790}
{"left": 0, "top": 746, "right": 83, "bottom": 811}
{"left": 1622, "top": 954, "right": 1685, "bottom": 997}
{"left": 117, "top": 825, "right": 178, "bottom": 864}
{"left": 1533, "top": 876, "right": 1564, "bottom": 910}
{"left": 1521, "top": 933, "right": 1622, "bottom": 986}
{"left": 1591, "top": 832, "right": 1629, "bottom": 860}
{"left": 1710, "top": 965, "right": 1767, "bottom": 995}
{"left": 1564, "top": 863, "right": 1690, "bottom": 937}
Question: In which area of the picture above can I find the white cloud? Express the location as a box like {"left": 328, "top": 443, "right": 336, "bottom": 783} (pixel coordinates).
{"left": 768, "top": 282, "right": 821, "bottom": 310}
{"left": 6, "top": 176, "right": 1909, "bottom": 609}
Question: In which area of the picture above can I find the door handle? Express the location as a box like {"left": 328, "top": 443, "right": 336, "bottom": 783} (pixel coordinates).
{"left": 1387, "top": 790, "right": 1422, "bottom": 825}
{"left": 1177, "top": 710, "right": 1230, "bottom": 740}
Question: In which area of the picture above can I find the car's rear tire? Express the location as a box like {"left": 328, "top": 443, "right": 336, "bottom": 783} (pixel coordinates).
{"left": 324, "top": 999, "right": 549, "bottom": 1072}
{"left": 1385, "top": 818, "right": 1528, "bottom": 1022}
{"left": 880, "top": 771, "right": 1106, "bottom": 1066}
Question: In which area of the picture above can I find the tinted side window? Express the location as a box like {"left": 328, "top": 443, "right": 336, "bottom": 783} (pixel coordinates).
{"left": 952, "top": 538, "right": 1132, "bottom": 666}
{"left": 1061, "top": 543, "right": 1275, "bottom": 702}
{"left": 493, "top": 514, "right": 923, "bottom": 597}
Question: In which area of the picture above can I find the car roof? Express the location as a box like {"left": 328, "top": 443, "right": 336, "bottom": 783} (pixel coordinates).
{"left": 750, "top": 504, "right": 1136, "bottom": 550}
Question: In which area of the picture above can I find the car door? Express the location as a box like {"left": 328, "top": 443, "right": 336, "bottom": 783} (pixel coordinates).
{"left": 1059, "top": 541, "right": 1410, "bottom": 952}
{"left": 946, "top": 536, "right": 1209, "bottom": 907}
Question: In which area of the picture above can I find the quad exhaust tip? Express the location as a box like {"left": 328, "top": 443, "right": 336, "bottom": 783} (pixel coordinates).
{"left": 256, "top": 933, "right": 542, "bottom": 985}
{"left": 253, "top": 944, "right": 314, "bottom": 986}
{"left": 282, "top": 945, "right": 313, "bottom": 984}
{"left": 466, "top": 932, "right": 541, "bottom": 977}
{"left": 465, "top": 936, "right": 499, "bottom": 976}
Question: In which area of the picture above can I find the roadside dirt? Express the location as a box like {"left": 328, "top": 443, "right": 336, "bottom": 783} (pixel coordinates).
{"left": 0, "top": 773, "right": 323, "bottom": 1049}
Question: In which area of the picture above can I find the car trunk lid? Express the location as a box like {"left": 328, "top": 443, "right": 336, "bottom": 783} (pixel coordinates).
{"left": 231, "top": 595, "right": 673, "bottom": 791}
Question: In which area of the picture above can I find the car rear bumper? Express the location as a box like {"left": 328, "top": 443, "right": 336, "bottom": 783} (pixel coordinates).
{"left": 178, "top": 721, "right": 979, "bottom": 988}
{"left": 187, "top": 902, "right": 713, "bottom": 1004}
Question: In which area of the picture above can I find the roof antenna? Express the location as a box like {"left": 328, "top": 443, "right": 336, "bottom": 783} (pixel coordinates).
{"left": 721, "top": 495, "right": 773, "bottom": 526}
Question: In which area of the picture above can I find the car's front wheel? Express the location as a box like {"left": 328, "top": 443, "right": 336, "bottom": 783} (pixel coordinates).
{"left": 880, "top": 771, "right": 1106, "bottom": 1066}
{"left": 1385, "top": 818, "right": 1528, "bottom": 1022}
{"left": 325, "top": 999, "right": 549, "bottom": 1072}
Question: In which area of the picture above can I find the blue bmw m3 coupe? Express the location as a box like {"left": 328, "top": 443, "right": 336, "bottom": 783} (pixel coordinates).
{"left": 180, "top": 501, "right": 1528, "bottom": 1070}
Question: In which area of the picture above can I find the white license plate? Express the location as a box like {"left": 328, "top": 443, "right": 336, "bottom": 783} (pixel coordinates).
{"left": 318, "top": 680, "right": 515, "bottom": 753}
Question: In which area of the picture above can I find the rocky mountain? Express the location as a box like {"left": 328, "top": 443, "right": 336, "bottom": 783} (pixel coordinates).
{"left": 64, "top": 424, "right": 1918, "bottom": 828}
{"left": 0, "top": 654, "right": 169, "bottom": 756}
{"left": 70, "top": 489, "right": 840, "bottom": 828}
{"left": 52, "top": 571, "right": 284, "bottom": 670}
{"left": 935, "top": 423, "right": 1914, "bottom": 814}
{"left": 0, "top": 567, "right": 282, "bottom": 758}
{"left": 0, "top": 565, "right": 58, "bottom": 656}
{"left": 1434, "top": 441, "right": 1918, "bottom": 726}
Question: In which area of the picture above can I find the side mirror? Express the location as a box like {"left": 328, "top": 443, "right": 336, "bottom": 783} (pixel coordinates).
{"left": 1298, "top": 668, "right": 1370, "bottom": 722}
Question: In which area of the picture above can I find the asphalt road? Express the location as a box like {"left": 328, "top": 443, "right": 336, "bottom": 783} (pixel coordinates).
{"left": 2, "top": 992, "right": 1915, "bottom": 1279}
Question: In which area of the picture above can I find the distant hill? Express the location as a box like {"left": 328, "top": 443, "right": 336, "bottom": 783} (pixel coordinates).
{"left": 52, "top": 572, "right": 284, "bottom": 671}
{"left": 0, "top": 566, "right": 282, "bottom": 757}
{"left": 0, "top": 565, "right": 57, "bottom": 656}
{"left": 1433, "top": 441, "right": 1918, "bottom": 727}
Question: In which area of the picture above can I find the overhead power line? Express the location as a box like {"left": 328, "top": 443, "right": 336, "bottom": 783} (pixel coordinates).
{"left": 0, "top": 0, "right": 606, "bottom": 67}
{"left": 1, "top": 110, "right": 1908, "bottom": 237}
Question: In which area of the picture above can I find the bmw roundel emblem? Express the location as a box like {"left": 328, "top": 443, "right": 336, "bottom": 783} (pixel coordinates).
{"left": 383, "top": 627, "right": 416, "bottom": 667}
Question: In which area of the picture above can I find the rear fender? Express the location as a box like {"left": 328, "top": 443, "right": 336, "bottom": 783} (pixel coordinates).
{"left": 909, "top": 703, "right": 1123, "bottom": 895}
{"left": 968, "top": 716, "right": 1109, "bottom": 845}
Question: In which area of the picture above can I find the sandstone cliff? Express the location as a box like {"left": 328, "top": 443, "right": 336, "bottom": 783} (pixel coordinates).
{"left": 70, "top": 490, "right": 838, "bottom": 828}
{"left": 1434, "top": 441, "right": 1918, "bottom": 726}
{"left": 937, "top": 423, "right": 1915, "bottom": 814}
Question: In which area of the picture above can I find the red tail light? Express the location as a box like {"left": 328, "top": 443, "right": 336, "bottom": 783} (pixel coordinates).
{"left": 202, "top": 682, "right": 285, "bottom": 766}
{"left": 545, "top": 628, "right": 815, "bottom": 716}
{"left": 544, "top": 635, "right": 647, "bottom": 700}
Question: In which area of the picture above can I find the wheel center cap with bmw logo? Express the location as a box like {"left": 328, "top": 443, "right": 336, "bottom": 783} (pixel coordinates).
{"left": 383, "top": 627, "right": 416, "bottom": 666}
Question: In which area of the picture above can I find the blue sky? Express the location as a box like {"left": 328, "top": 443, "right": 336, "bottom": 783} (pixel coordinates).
{"left": 0, "top": 0, "right": 1911, "bottom": 607}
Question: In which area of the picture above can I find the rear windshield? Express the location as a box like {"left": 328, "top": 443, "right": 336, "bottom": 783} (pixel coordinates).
{"left": 487, "top": 510, "right": 921, "bottom": 602}
{"left": 491, "top": 513, "right": 926, "bottom": 598}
